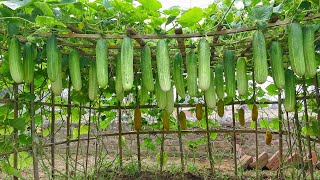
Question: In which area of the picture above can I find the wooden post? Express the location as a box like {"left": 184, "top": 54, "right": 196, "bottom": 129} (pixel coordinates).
{"left": 30, "top": 82, "right": 39, "bottom": 180}
{"left": 85, "top": 102, "right": 92, "bottom": 178}
{"left": 51, "top": 92, "right": 55, "bottom": 179}
{"left": 118, "top": 101, "right": 123, "bottom": 168}
{"left": 74, "top": 105, "right": 82, "bottom": 174}
{"left": 205, "top": 105, "right": 214, "bottom": 173}
{"left": 232, "top": 103, "right": 237, "bottom": 176}
{"left": 13, "top": 83, "right": 18, "bottom": 180}
{"left": 176, "top": 94, "right": 185, "bottom": 173}
{"left": 302, "top": 78, "right": 314, "bottom": 180}
{"left": 252, "top": 71, "right": 259, "bottom": 178}
{"left": 66, "top": 80, "right": 71, "bottom": 179}
{"left": 294, "top": 106, "right": 306, "bottom": 179}
{"left": 160, "top": 126, "right": 165, "bottom": 172}
{"left": 278, "top": 93, "right": 283, "bottom": 178}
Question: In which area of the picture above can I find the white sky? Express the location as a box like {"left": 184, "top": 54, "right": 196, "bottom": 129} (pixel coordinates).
{"left": 159, "top": 0, "right": 216, "bottom": 9}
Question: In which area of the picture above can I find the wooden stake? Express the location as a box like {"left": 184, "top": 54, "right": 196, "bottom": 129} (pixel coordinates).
{"left": 30, "top": 82, "right": 39, "bottom": 180}
{"left": 51, "top": 92, "right": 55, "bottom": 179}
{"left": 205, "top": 104, "right": 214, "bottom": 173}
{"left": 13, "top": 83, "right": 18, "bottom": 180}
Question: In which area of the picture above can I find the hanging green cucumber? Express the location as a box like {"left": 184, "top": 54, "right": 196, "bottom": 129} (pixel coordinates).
{"left": 121, "top": 37, "right": 134, "bottom": 91}
{"left": 69, "top": 50, "right": 82, "bottom": 91}
{"left": 198, "top": 38, "right": 211, "bottom": 91}
{"left": 156, "top": 39, "right": 171, "bottom": 92}
{"left": 288, "top": 23, "right": 305, "bottom": 76}
{"left": 236, "top": 57, "right": 248, "bottom": 96}
{"left": 223, "top": 50, "right": 236, "bottom": 98}
{"left": 141, "top": 45, "right": 154, "bottom": 92}
{"left": 96, "top": 38, "right": 108, "bottom": 88}
{"left": 186, "top": 50, "right": 197, "bottom": 97}
{"left": 46, "top": 35, "right": 59, "bottom": 82}
{"left": 253, "top": 30, "right": 268, "bottom": 84}
{"left": 270, "top": 41, "right": 285, "bottom": 89}
{"left": 23, "top": 42, "right": 35, "bottom": 84}
{"left": 9, "top": 37, "right": 24, "bottom": 83}
{"left": 173, "top": 52, "right": 186, "bottom": 99}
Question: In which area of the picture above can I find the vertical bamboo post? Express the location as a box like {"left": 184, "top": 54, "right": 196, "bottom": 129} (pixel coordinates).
{"left": 13, "top": 83, "right": 18, "bottom": 180}
{"left": 51, "top": 92, "right": 55, "bottom": 179}
{"left": 160, "top": 126, "right": 165, "bottom": 172}
{"left": 278, "top": 93, "right": 283, "bottom": 178}
{"left": 85, "top": 102, "right": 92, "bottom": 178}
{"left": 135, "top": 88, "right": 141, "bottom": 171}
{"left": 176, "top": 93, "right": 185, "bottom": 173}
{"left": 204, "top": 104, "right": 214, "bottom": 173}
{"left": 252, "top": 71, "right": 259, "bottom": 178}
{"left": 231, "top": 103, "right": 237, "bottom": 176}
{"left": 118, "top": 101, "right": 123, "bottom": 168}
{"left": 294, "top": 106, "right": 306, "bottom": 179}
{"left": 94, "top": 101, "right": 101, "bottom": 176}
{"left": 286, "top": 112, "right": 293, "bottom": 156}
{"left": 66, "top": 79, "right": 72, "bottom": 179}
{"left": 314, "top": 74, "right": 320, "bottom": 130}
{"left": 302, "top": 78, "right": 314, "bottom": 180}
{"left": 30, "top": 82, "right": 39, "bottom": 180}
{"left": 74, "top": 105, "right": 82, "bottom": 174}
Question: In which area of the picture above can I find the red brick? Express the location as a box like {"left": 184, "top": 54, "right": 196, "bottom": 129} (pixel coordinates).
{"left": 249, "top": 152, "right": 269, "bottom": 169}
{"left": 316, "top": 161, "right": 320, "bottom": 170}
{"left": 306, "top": 151, "right": 317, "bottom": 165}
{"left": 266, "top": 151, "right": 280, "bottom": 171}
{"left": 286, "top": 152, "right": 302, "bottom": 164}
{"left": 238, "top": 154, "right": 253, "bottom": 169}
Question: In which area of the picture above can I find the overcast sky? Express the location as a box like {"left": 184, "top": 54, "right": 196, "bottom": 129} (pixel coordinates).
{"left": 159, "top": 0, "right": 216, "bottom": 9}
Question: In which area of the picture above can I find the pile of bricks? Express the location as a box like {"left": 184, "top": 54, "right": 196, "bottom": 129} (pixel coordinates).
{"left": 237, "top": 149, "right": 319, "bottom": 171}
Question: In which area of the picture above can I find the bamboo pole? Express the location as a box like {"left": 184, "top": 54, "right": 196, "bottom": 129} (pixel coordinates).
{"left": 1, "top": 128, "right": 320, "bottom": 157}
{"left": 176, "top": 95, "right": 185, "bottom": 173}
{"left": 160, "top": 125, "right": 165, "bottom": 172}
{"left": 94, "top": 101, "right": 102, "bottom": 177}
{"left": 231, "top": 103, "right": 237, "bottom": 176}
{"left": 118, "top": 101, "right": 123, "bottom": 168}
{"left": 13, "top": 83, "right": 18, "bottom": 180}
{"left": 51, "top": 92, "right": 55, "bottom": 179}
{"left": 1, "top": 95, "right": 317, "bottom": 109}
{"left": 294, "top": 106, "right": 306, "bottom": 179}
{"left": 20, "top": 13, "right": 320, "bottom": 40}
{"left": 314, "top": 73, "right": 320, "bottom": 127}
{"left": 302, "top": 78, "right": 314, "bottom": 180}
{"left": 30, "top": 82, "right": 40, "bottom": 180}
{"left": 205, "top": 105, "right": 214, "bottom": 173}
{"left": 74, "top": 105, "right": 82, "bottom": 174}
{"left": 85, "top": 102, "right": 92, "bottom": 178}
{"left": 66, "top": 80, "right": 72, "bottom": 179}
{"left": 278, "top": 92, "right": 283, "bottom": 179}
{"left": 252, "top": 70, "right": 259, "bottom": 178}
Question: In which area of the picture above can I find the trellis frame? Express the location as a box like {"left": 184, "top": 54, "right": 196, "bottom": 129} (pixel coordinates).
{"left": 0, "top": 13, "right": 320, "bottom": 180}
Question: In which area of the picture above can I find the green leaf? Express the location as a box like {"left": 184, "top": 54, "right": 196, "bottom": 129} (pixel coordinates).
{"left": 35, "top": 2, "right": 54, "bottom": 17}
{"left": 143, "top": 138, "right": 156, "bottom": 152}
{"left": 1, "top": 162, "right": 22, "bottom": 178}
{"left": 270, "top": 118, "right": 279, "bottom": 131}
{"left": 259, "top": 119, "right": 269, "bottom": 128}
{"left": 178, "top": 7, "right": 204, "bottom": 27}
{"left": 250, "top": 121, "right": 256, "bottom": 129}
{"left": 210, "top": 133, "right": 217, "bottom": 140}
{"left": 249, "top": 5, "right": 273, "bottom": 29}
{"left": 35, "top": 16, "right": 66, "bottom": 27}
{"left": 299, "top": 1, "right": 311, "bottom": 10}
{"left": 266, "top": 84, "right": 278, "bottom": 96}
{"left": 138, "top": 0, "right": 162, "bottom": 11}
{"left": 9, "top": 152, "right": 32, "bottom": 169}
{"left": 0, "top": 0, "right": 34, "bottom": 10}
{"left": 4, "top": 118, "right": 25, "bottom": 131}
{"left": 163, "top": 6, "right": 180, "bottom": 16}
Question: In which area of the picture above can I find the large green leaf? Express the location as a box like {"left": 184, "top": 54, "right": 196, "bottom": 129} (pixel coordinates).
{"left": 249, "top": 5, "right": 273, "bottom": 29}
{"left": 178, "top": 7, "right": 204, "bottom": 27}
{"left": 138, "top": 0, "right": 162, "bottom": 11}
{"left": 35, "top": 2, "right": 54, "bottom": 17}
{"left": 35, "top": 16, "right": 66, "bottom": 27}
{"left": 3, "top": 118, "right": 26, "bottom": 131}
{"left": 1, "top": 162, "right": 22, "bottom": 178}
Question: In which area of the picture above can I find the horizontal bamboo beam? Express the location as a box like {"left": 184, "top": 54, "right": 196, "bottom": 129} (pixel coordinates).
{"left": 0, "top": 128, "right": 319, "bottom": 157}
{"left": 0, "top": 95, "right": 318, "bottom": 110}
{"left": 11, "top": 14, "right": 320, "bottom": 42}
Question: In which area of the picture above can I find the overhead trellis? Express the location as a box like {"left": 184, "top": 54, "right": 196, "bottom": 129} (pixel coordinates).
{"left": 0, "top": 1, "right": 320, "bottom": 180}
